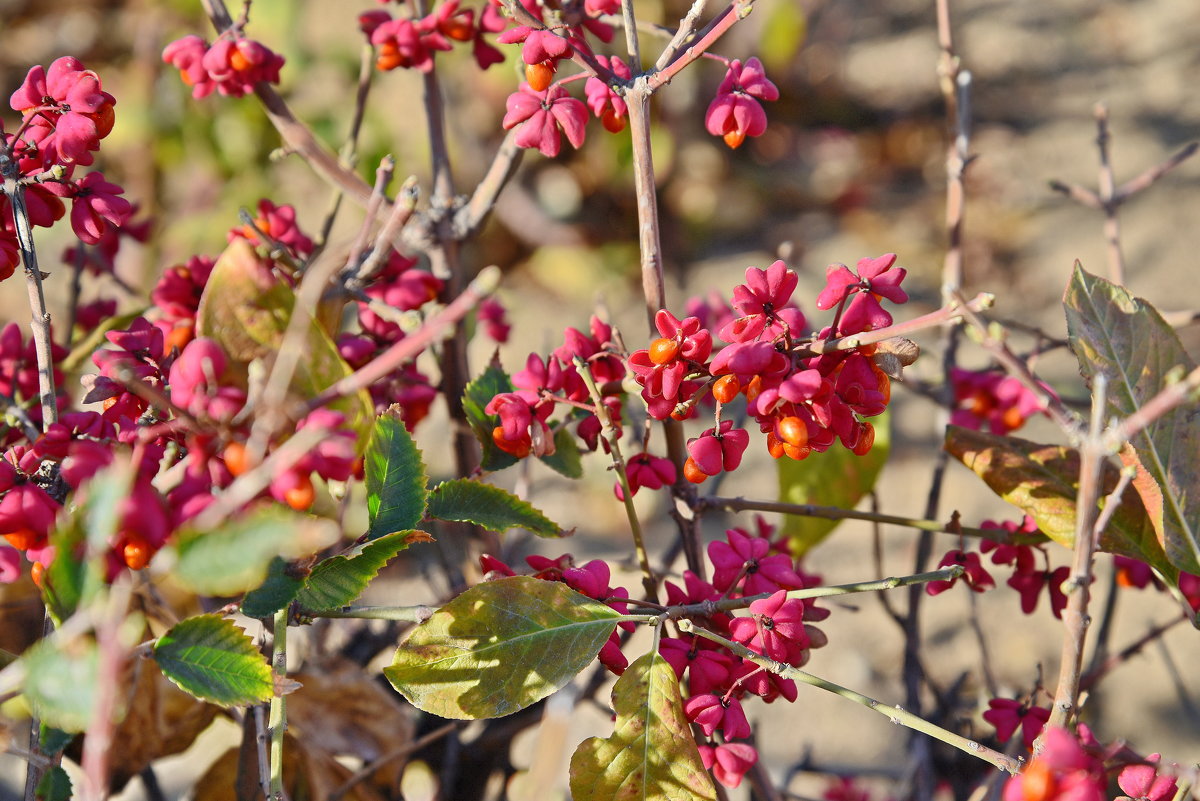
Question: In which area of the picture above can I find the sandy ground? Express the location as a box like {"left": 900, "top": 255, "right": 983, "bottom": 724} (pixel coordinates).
{"left": 2, "top": 0, "right": 1200, "bottom": 797}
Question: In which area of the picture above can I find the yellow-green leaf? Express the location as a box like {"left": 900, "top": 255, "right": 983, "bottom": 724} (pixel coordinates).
{"left": 1064, "top": 263, "right": 1200, "bottom": 574}
{"left": 945, "top": 425, "right": 1175, "bottom": 581}
{"left": 780, "top": 410, "right": 890, "bottom": 555}
{"left": 385, "top": 576, "right": 620, "bottom": 719}
{"left": 570, "top": 652, "right": 716, "bottom": 801}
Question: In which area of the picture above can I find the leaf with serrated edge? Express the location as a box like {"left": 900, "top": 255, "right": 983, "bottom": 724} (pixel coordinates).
{"left": 22, "top": 637, "right": 99, "bottom": 733}
{"left": 240, "top": 557, "right": 304, "bottom": 618}
{"left": 538, "top": 426, "right": 584, "bottom": 479}
{"left": 570, "top": 652, "right": 716, "bottom": 801}
{"left": 462, "top": 364, "right": 519, "bottom": 472}
{"left": 780, "top": 409, "right": 890, "bottom": 555}
{"left": 1064, "top": 264, "right": 1200, "bottom": 573}
{"left": 945, "top": 426, "right": 1176, "bottom": 581}
{"left": 426, "top": 479, "right": 563, "bottom": 537}
{"left": 166, "top": 507, "right": 338, "bottom": 596}
{"left": 366, "top": 407, "right": 429, "bottom": 539}
{"left": 153, "top": 615, "right": 273, "bottom": 707}
{"left": 385, "top": 576, "right": 619, "bottom": 719}
{"left": 295, "top": 531, "right": 413, "bottom": 612}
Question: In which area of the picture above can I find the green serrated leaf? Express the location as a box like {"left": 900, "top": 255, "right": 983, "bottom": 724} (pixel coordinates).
{"left": 44, "top": 465, "right": 134, "bottom": 624}
{"left": 22, "top": 636, "right": 99, "bottom": 733}
{"left": 295, "top": 531, "right": 412, "bottom": 612}
{"left": 240, "top": 557, "right": 304, "bottom": 618}
{"left": 426, "top": 479, "right": 563, "bottom": 537}
{"left": 945, "top": 425, "right": 1176, "bottom": 581}
{"left": 385, "top": 576, "right": 620, "bottom": 719}
{"left": 38, "top": 725, "right": 75, "bottom": 755}
{"left": 570, "top": 652, "right": 716, "bottom": 801}
{"left": 1064, "top": 264, "right": 1200, "bottom": 574}
{"left": 165, "top": 507, "right": 338, "bottom": 597}
{"left": 780, "top": 410, "right": 890, "bottom": 556}
{"left": 153, "top": 614, "right": 273, "bottom": 707}
{"left": 366, "top": 407, "right": 429, "bottom": 539}
{"left": 462, "top": 364, "right": 519, "bottom": 472}
{"left": 35, "top": 765, "right": 72, "bottom": 801}
{"left": 538, "top": 426, "right": 583, "bottom": 479}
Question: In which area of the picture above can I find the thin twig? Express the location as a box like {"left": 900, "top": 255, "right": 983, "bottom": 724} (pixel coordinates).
{"left": 577, "top": 357, "right": 657, "bottom": 601}
{"left": 200, "top": 0, "right": 378, "bottom": 209}
{"left": 654, "top": 0, "right": 709, "bottom": 71}
{"left": 3, "top": 176, "right": 59, "bottom": 429}
{"left": 647, "top": 0, "right": 756, "bottom": 91}
{"left": 676, "top": 619, "right": 1023, "bottom": 774}
{"left": 699, "top": 496, "right": 1027, "bottom": 542}
{"left": 1093, "top": 104, "right": 1124, "bottom": 285}
{"left": 454, "top": 130, "right": 524, "bottom": 240}
{"left": 268, "top": 608, "right": 290, "bottom": 801}
{"left": 796, "top": 292, "right": 993, "bottom": 358}
{"left": 1045, "top": 376, "right": 1108, "bottom": 734}
{"left": 304, "top": 266, "right": 500, "bottom": 412}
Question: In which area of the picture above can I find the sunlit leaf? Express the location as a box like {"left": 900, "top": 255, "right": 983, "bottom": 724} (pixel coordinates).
{"left": 945, "top": 425, "right": 1176, "bottom": 581}
{"left": 385, "top": 576, "right": 620, "bottom": 719}
{"left": 365, "top": 408, "right": 428, "bottom": 539}
{"left": 539, "top": 426, "right": 583, "bottom": 479}
{"left": 35, "top": 765, "right": 72, "bottom": 801}
{"left": 195, "top": 238, "right": 372, "bottom": 439}
{"left": 462, "top": 364, "right": 519, "bottom": 472}
{"left": 1064, "top": 263, "right": 1200, "bottom": 573}
{"left": 295, "top": 531, "right": 413, "bottom": 612}
{"left": 240, "top": 557, "right": 304, "bottom": 618}
{"left": 570, "top": 652, "right": 716, "bottom": 801}
{"left": 153, "top": 614, "right": 273, "bottom": 707}
{"left": 425, "top": 479, "right": 563, "bottom": 537}
{"left": 780, "top": 410, "right": 890, "bottom": 555}
{"left": 22, "top": 636, "right": 99, "bottom": 733}
{"left": 165, "top": 507, "right": 338, "bottom": 596}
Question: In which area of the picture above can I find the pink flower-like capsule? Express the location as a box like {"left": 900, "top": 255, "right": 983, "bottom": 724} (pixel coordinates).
{"left": 502, "top": 83, "right": 587, "bottom": 158}
{"left": 705, "top": 58, "right": 778, "bottom": 149}
{"left": 983, "top": 698, "right": 1050, "bottom": 751}
{"left": 728, "top": 589, "right": 823, "bottom": 666}
{"left": 815, "top": 253, "right": 908, "bottom": 334}
{"left": 168, "top": 337, "right": 246, "bottom": 422}
{"left": 707, "top": 527, "right": 808, "bottom": 596}
{"left": 585, "top": 55, "right": 631, "bottom": 133}
{"left": 1001, "top": 727, "right": 1106, "bottom": 801}
{"left": 925, "top": 549, "right": 995, "bottom": 595}
{"left": 683, "top": 693, "right": 752, "bottom": 740}
{"left": 10, "top": 56, "right": 116, "bottom": 166}
{"left": 203, "top": 37, "right": 285, "bottom": 96}
{"left": 615, "top": 452, "right": 676, "bottom": 500}
{"left": 697, "top": 742, "right": 758, "bottom": 789}
{"left": 0, "top": 482, "right": 61, "bottom": 552}
{"left": 371, "top": 16, "right": 451, "bottom": 72}
{"left": 163, "top": 36, "right": 216, "bottom": 98}
{"left": 70, "top": 171, "right": 133, "bottom": 245}
{"left": 477, "top": 298, "right": 510, "bottom": 343}
{"left": 1117, "top": 754, "right": 1178, "bottom": 801}
{"left": 950, "top": 367, "right": 1052, "bottom": 435}
{"left": 686, "top": 420, "right": 750, "bottom": 478}
{"left": 230, "top": 199, "right": 314, "bottom": 258}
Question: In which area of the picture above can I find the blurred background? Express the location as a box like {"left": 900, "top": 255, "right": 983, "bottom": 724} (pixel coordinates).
{"left": 0, "top": 0, "right": 1199, "bottom": 797}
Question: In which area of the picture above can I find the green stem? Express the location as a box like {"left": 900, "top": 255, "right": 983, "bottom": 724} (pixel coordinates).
{"left": 701, "top": 496, "right": 1034, "bottom": 543}
{"left": 268, "top": 608, "right": 288, "bottom": 801}
{"left": 576, "top": 358, "right": 657, "bottom": 601}
{"left": 611, "top": 565, "right": 965, "bottom": 626}
{"left": 309, "top": 605, "right": 434, "bottom": 622}
{"left": 675, "top": 619, "right": 1023, "bottom": 774}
